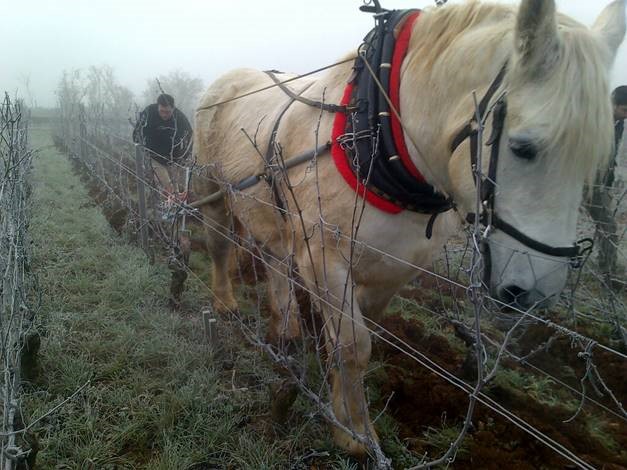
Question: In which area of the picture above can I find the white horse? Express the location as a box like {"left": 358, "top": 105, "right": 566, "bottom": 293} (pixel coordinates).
{"left": 194, "top": 0, "right": 625, "bottom": 457}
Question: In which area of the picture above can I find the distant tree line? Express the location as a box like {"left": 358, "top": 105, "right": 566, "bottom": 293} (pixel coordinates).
{"left": 56, "top": 65, "right": 204, "bottom": 134}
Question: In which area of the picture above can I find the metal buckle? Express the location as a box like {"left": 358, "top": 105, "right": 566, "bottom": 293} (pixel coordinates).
{"left": 570, "top": 238, "right": 594, "bottom": 269}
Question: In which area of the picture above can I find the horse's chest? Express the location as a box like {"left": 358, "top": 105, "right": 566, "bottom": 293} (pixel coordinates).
{"left": 349, "top": 212, "right": 452, "bottom": 285}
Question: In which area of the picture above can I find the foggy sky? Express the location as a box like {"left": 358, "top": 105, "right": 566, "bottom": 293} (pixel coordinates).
{"left": 2, "top": 0, "right": 626, "bottom": 108}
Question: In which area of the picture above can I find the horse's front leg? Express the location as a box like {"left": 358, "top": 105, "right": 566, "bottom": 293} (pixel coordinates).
{"left": 298, "top": 251, "right": 377, "bottom": 457}
{"left": 264, "top": 253, "right": 302, "bottom": 346}
{"left": 356, "top": 282, "right": 401, "bottom": 321}
{"left": 199, "top": 200, "right": 239, "bottom": 315}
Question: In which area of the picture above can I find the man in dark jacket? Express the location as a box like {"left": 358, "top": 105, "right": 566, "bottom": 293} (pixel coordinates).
{"left": 613, "top": 86, "right": 627, "bottom": 154}
{"left": 588, "top": 86, "right": 627, "bottom": 286}
{"left": 600, "top": 86, "right": 627, "bottom": 193}
{"left": 133, "top": 93, "right": 193, "bottom": 192}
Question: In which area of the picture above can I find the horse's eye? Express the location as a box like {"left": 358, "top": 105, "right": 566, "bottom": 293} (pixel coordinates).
{"left": 509, "top": 138, "right": 537, "bottom": 160}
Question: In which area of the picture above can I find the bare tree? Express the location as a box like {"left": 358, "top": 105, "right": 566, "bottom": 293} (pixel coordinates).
{"left": 56, "top": 65, "right": 135, "bottom": 137}
{"left": 18, "top": 73, "right": 37, "bottom": 108}
{"left": 56, "top": 69, "right": 85, "bottom": 146}
{"left": 84, "top": 65, "right": 135, "bottom": 133}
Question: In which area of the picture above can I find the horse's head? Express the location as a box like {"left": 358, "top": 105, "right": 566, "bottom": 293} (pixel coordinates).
{"left": 449, "top": 0, "right": 626, "bottom": 310}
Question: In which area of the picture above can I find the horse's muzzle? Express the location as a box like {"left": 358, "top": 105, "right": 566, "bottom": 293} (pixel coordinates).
{"left": 495, "top": 285, "right": 556, "bottom": 311}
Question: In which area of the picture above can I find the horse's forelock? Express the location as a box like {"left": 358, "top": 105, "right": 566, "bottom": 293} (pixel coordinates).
{"left": 507, "top": 22, "right": 614, "bottom": 183}
{"left": 414, "top": 2, "right": 614, "bottom": 184}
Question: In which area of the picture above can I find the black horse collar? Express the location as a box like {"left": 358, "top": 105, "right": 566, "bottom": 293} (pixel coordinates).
{"left": 335, "top": 9, "right": 452, "bottom": 215}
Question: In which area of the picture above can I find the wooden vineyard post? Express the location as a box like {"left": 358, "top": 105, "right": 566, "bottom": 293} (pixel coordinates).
{"left": 134, "top": 144, "right": 149, "bottom": 253}
{"left": 168, "top": 167, "right": 192, "bottom": 308}
{"left": 202, "top": 307, "right": 219, "bottom": 351}
{"left": 181, "top": 167, "right": 191, "bottom": 232}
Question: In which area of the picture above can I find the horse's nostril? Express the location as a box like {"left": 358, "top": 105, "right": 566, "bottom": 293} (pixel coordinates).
{"left": 500, "top": 285, "right": 528, "bottom": 306}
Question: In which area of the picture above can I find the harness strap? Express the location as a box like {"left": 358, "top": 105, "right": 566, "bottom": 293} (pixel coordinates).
{"left": 262, "top": 82, "right": 315, "bottom": 218}
{"left": 425, "top": 212, "right": 439, "bottom": 240}
{"left": 467, "top": 213, "right": 581, "bottom": 258}
{"left": 387, "top": 11, "right": 424, "bottom": 182}
{"left": 265, "top": 71, "right": 348, "bottom": 114}
{"left": 450, "top": 64, "right": 508, "bottom": 153}
{"left": 378, "top": 10, "right": 436, "bottom": 190}
{"left": 334, "top": 9, "right": 452, "bottom": 215}
{"left": 482, "top": 100, "right": 507, "bottom": 203}
{"left": 187, "top": 143, "right": 331, "bottom": 210}
{"left": 332, "top": 83, "right": 405, "bottom": 214}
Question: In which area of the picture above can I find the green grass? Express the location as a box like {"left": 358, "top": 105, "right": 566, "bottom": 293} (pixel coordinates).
{"left": 419, "top": 424, "right": 472, "bottom": 459}
{"left": 585, "top": 415, "right": 620, "bottom": 453}
{"left": 374, "top": 414, "right": 423, "bottom": 468}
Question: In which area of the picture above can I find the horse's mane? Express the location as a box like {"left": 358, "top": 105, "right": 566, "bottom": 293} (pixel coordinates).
{"left": 412, "top": 1, "right": 615, "bottom": 182}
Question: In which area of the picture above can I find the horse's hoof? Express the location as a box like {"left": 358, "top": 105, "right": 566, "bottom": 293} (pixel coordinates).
{"left": 333, "top": 425, "right": 379, "bottom": 460}
{"left": 269, "top": 379, "right": 299, "bottom": 424}
{"left": 212, "top": 295, "right": 239, "bottom": 317}
{"left": 168, "top": 297, "right": 182, "bottom": 311}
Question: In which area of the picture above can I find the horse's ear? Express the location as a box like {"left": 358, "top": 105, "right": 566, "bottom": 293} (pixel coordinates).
{"left": 592, "top": 0, "right": 626, "bottom": 63}
{"left": 515, "top": 0, "right": 559, "bottom": 73}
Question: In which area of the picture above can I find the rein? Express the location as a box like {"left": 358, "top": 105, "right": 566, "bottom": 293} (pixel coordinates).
{"left": 264, "top": 71, "right": 348, "bottom": 114}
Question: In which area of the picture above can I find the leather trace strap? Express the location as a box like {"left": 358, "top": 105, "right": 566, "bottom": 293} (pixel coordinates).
{"left": 264, "top": 71, "right": 348, "bottom": 114}
{"left": 261, "top": 81, "right": 315, "bottom": 219}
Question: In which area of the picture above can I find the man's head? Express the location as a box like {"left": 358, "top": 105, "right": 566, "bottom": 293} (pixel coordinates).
{"left": 157, "top": 94, "right": 175, "bottom": 121}
{"left": 612, "top": 86, "right": 627, "bottom": 121}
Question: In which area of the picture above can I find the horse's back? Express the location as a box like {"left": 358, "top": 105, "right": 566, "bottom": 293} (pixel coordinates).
{"left": 195, "top": 68, "right": 303, "bottom": 183}
{"left": 196, "top": 67, "right": 274, "bottom": 114}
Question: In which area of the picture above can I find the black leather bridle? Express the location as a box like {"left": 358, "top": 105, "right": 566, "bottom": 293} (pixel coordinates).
{"left": 450, "top": 65, "right": 593, "bottom": 269}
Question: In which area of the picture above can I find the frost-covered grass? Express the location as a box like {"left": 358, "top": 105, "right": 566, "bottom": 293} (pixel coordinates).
{"left": 24, "top": 128, "right": 357, "bottom": 469}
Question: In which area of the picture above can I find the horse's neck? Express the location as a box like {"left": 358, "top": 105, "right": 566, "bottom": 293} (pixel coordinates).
{"left": 399, "top": 7, "right": 513, "bottom": 196}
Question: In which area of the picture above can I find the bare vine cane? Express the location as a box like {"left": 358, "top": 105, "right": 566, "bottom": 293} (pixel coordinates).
{"left": 129, "top": 111, "right": 627, "bottom": 456}
{"left": 87, "top": 131, "right": 627, "bottom": 386}
{"left": 564, "top": 340, "right": 627, "bottom": 423}
{"left": 409, "top": 91, "right": 487, "bottom": 470}
{"left": 0, "top": 95, "right": 40, "bottom": 470}
{"left": 168, "top": 165, "right": 193, "bottom": 309}
{"left": 59, "top": 46, "right": 627, "bottom": 464}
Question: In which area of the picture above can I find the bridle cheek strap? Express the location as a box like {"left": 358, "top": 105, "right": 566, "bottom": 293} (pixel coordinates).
{"left": 452, "top": 66, "right": 591, "bottom": 267}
